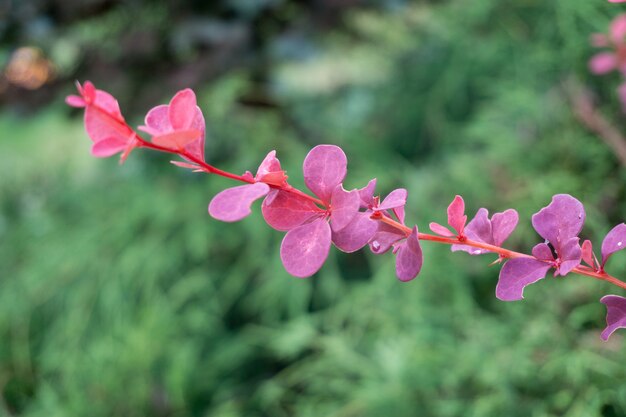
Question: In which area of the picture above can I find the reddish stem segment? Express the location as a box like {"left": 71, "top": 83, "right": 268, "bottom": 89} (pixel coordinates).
{"left": 91, "top": 103, "right": 326, "bottom": 206}
{"left": 93, "top": 102, "right": 626, "bottom": 292}
{"left": 377, "top": 213, "right": 626, "bottom": 291}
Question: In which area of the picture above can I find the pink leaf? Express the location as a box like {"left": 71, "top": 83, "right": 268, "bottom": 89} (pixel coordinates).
{"left": 168, "top": 88, "right": 197, "bottom": 130}
{"left": 395, "top": 226, "right": 423, "bottom": 282}
{"left": 142, "top": 105, "right": 171, "bottom": 134}
{"left": 601, "top": 223, "right": 626, "bottom": 267}
{"left": 261, "top": 190, "right": 320, "bottom": 231}
{"left": 93, "top": 89, "right": 124, "bottom": 120}
{"left": 581, "top": 239, "right": 596, "bottom": 269}
{"left": 378, "top": 188, "right": 407, "bottom": 211}
{"left": 84, "top": 105, "right": 132, "bottom": 143}
{"left": 589, "top": 53, "right": 617, "bottom": 75}
{"left": 280, "top": 219, "right": 331, "bottom": 278}
{"left": 65, "top": 95, "right": 86, "bottom": 107}
{"left": 332, "top": 213, "right": 378, "bottom": 253}
{"left": 303, "top": 145, "right": 347, "bottom": 203}
{"left": 255, "top": 150, "right": 282, "bottom": 179}
{"left": 393, "top": 205, "right": 406, "bottom": 224}
{"left": 495, "top": 258, "right": 552, "bottom": 301}
{"left": 208, "top": 183, "right": 270, "bottom": 222}
{"left": 429, "top": 222, "right": 454, "bottom": 237}
{"left": 170, "top": 161, "right": 203, "bottom": 171}
{"left": 329, "top": 185, "right": 359, "bottom": 232}
{"left": 151, "top": 129, "right": 202, "bottom": 149}
{"left": 600, "top": 295, "right": 626, "bottom": 341}
{"left": 91, "top": 136, "right": 129, "bottom": 158}
{"left": 447, "top": 195, "right": 467, "bottom": 236}
{"left": 139, "top": 90, "right": 206, "bottom": 162}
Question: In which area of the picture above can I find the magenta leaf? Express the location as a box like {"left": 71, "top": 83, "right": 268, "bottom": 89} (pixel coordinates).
{"left": 280, "top": 218, "right": 331, "bottom": 278}
{"left": 495, "top": 257, "right": 552, "bottom": 301}
{"left": 208, "top": 183, "right": 270, "bottom": 222}
{"left": 429, "top": 222, "right": 454, "bottom": 237}
{"left": 332, "top": 213, "right": 378, "bottom": 253}
{"left": 530, "top": 194, "right": 584, "bottom": 274}
{"left": 395, "top": 226, "right": 423, "bottom": 282}
{"left": 370, "top": 223, "right": 405, "bottom": 254}
{"left": 491, "top": 209, "right": 519, "bottom": 246}
{"left": 451, "top": 208, "right": 491, "bottom": 255}
{"left": 329, "top": 185, "right": 360, "bottom": 232}
{"left": 262, "top": 190, "right": 320, "bottom": 231}
{"left": 378, "top": 188, "right": 407, "bottom": 211}
{"left": 531, "top": 243, "right": 554, "bottom": 261}
{"left": 302, "top": 145, "right": 347, "bottom": 203}
{"left": 558, "top": 237, "right": 583, "bottom": 275}
{"left": 357, "top": 179, "right": 377, "bottom": 207}
{"left": 600, "top": 295, "right": 626, "bottom": 341}
{"left": 255, "top": 150, "right": 281, "bottom": 179}
{"left": 254, "top": 150, "right": 287, "bottom": 187}
{"left": 447, "top": 195, "right": 467, "bottom": 236}
{"left": 531, "top": 194, "right": 585, "bottom": 251}
{"left": 601, "top": 223, "right": 626, "bottom": 267}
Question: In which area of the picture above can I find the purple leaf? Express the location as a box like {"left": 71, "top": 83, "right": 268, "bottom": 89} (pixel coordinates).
{"left": 303, "top": 145, "right": 347, "bottom": 203}
{"left": 601, "top": 223, "right": 626, "bottom": 267}
{"left": 451, "top": 208, "right": 491, "bottom": 255}
{"left": 447, "top": 195, "right": 467, "bottom": 236}
{"left": 262, "top": 190, "right": 320, "bottom": 231}
{"left": 495, "top": 257, "right": 552, "bottom": 301}
{"left": 531, "top": 243, "right": 554, "bottom": 261}
{"left": 429, "top": 222, "right": 454, "bottom": 237}
{"left": 332, "top": 213, "right": 378, "bottom": 253}
{"left": 357, "top": 179, "right": 377, "bottom": 207}
{"left": 557, "top": 237, "right": 582, "bottom": 275}
{"left": 600, "top": 295, "right": 626, "bottom": 341}
{"left": 531, "top": 194, "right": 585, "bottom": 252}
{"left": 395, "top": 226, "right": 423, "bottom": 282}
{"left": 378, "top": 188, "right": 407, "bottom": 211}
{"left": 208, "top": 183, "right": 270, "bottom": 222}
{"left": 370, "top": 223, "right": 405, "bottom": 254}
{"left": 452, "top": 208, "right": 519, "bottom": 255}
{"left": 280, "top": 218, "right": 331, "bottom": 278}
{"left": 329, "top": 185, "right": 360, "bottom": 232}
{"left": 491, "top": 209, "right": 519, "bottom": 247}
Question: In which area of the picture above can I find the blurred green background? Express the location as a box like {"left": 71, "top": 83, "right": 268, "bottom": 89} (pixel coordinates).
{"left": 2, "top": 0, "right": 626, "bottom": 416}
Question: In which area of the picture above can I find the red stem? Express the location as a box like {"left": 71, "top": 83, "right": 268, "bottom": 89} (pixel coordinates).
{"left": 90, "top": 102, "right": 325, "bottom": 206}
{"left": 89, "top": 101, "right": 626, "bottom": 292}
{"left": 377, "top": 214, "right": 626, "bottom": 291}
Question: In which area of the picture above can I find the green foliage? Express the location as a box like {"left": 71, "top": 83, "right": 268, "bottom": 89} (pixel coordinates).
{"left": 3, "top": 0, "right": 626, "bottom": 416}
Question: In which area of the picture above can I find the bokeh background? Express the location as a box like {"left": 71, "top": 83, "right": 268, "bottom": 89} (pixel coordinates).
{"left": 2, "top": 0, "right": 626, "bottom": 416}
